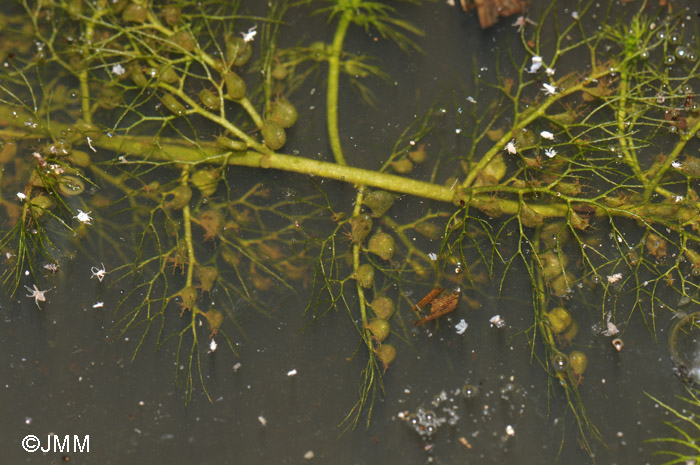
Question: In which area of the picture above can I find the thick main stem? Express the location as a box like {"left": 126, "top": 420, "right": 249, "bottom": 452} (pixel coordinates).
{"left": 326, "top": 12, "right": 352, "bottom": 166}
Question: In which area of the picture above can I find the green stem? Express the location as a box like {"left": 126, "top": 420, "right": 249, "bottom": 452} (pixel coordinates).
{"left": 615, "top": 66, "right": 644, "bottom": 180}
{"left": 643, "top": 117, "right": 700, "bottom": 202}
{"left": 327, "top": 12, "right": 352, "bottom": 166}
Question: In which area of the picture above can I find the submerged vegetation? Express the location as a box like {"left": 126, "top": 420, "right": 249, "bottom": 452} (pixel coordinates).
{"left": 3, "top": 0, "right": 700, "bottom": 460}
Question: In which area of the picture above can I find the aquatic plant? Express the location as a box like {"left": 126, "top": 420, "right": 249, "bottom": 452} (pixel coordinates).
{"left": 1, "top": 0, "right": 700, "bottom": 458}
{"left": 647, "top": 389, "right": 700, "bottom": 464}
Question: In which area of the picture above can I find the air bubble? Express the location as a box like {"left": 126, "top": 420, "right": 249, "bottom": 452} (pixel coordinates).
{"left": 669, "top": 32, "right": 682, "bottom": 45}
{"left": 670, "top": 312, "right": 700, "bottom": 384}
{"left": 461, "top": 384, "right": 479, "bottom": 399}
{"left": 552, "top": 353, "right": 569, "bottom": 373}
{"left": 675, "top": 46, "right": 689, "bottom": 60}
{"left": 640, "top": 49, "right": 649, "bottom": 60}
{"left": 664, "top": 55, "right": 676, "bottom": 66}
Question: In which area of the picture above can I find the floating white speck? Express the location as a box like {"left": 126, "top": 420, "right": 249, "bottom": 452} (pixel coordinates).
{"left": 258, "top": 415, "right": 267, "bottom": 426}
{"left": 672, "top": 160, "right": 682, "bottom": 168}
{"left": 545, "top": 67, "right": 556, "bottom": 76}
{"left": 209, "top": 338, "right": 218, "bottom": 353}
{"left": 489, "top": 315, "right": 505, "bottom": 328}
{"left": 428, "top": 252, "right": 438, "bottom": 261}
{"left": 542, "top": 83, "right": 557, "bottom": 96}
{"left": 455, "top": 128, "right": 462, "bottom": 134}
{"left": 233, "top": 362, "right": 242, "bottom": 372}
{"left": 506, "top": 425, "right": 515, "bottom": 436}
{"left": 73, "top": 209, "right": 93, "bottom": 225}
{"left": 544, "top": 148, "right": 557, "bottom": 158}
{"left": 466, "top": 96, "right": 477, "bottom": 104}
{"left": 455, "top": 319, "right": 468, "bottom": 335}
{"left": 528, "top": 56, "right": 543, "bottom": 74}
{"left": 287, "top": 368, "right": 297, "bottom": 377}
{"left": 607, "top": 273, "right": 622, "bottom": 284}
{"left": 540, "top": 130, "right": 554, "bottom": 140}
{"left": 91, "top": 263, "right": 107, "bottom": 282}
{"left": 505, "top": 139, "right": 517, "bottom": 155}
{"left": 241, "top": 25, "right": 257, "bottom": 43}
{"left": 304, "top": 450, "right": 315, "bottom": 460}
{"left": 86, "top": 136, "right": 97, "bottom": 153}
{"left": 92, "top": 302, "right": 104, "bottom": 309}
{"left": 571, "top": 11, "right": 579, "bottom": 20}
{"left": 16, "top": 192, "right": 26, "bottom": 201}
{"left": 111, "top": 63, "right": 126, "bottom": 76}
{"left": 602, "top": 313, "right": 619, "bottom": 336}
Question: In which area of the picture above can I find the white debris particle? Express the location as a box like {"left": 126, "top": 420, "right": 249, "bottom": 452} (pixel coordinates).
{"left": 512, "top": 16, "right": 536, "bottom": 32}
{"left": 111, "top": 63, "right": 126, "bottom": 76}
{"left": 607, "top": 273, "right": 623, "bottom": 284}
{"left": 455, "top": 128, "right": 462, "bottom": 134}
{"left": 506, "top": 425, "right": 515, "bottom": 436}
{"left": 304, "top": 450, "right": 315, "bottom": 460}
{"left": 505, "top": 139, "right": 517, "bottom": 155}
{"left": 571, "top": 11, "right": 579, "bottom": 20}
{"left": 258, "top": 415, "right": 267, "bottom": 426}
{"left": 540, "top": 130, "right": 554, "bottom": 140}
{"left": 671, "top": 160, "right": 682, "bottom": 169}
{"left": 455, "top": 319, "right": 468, "bottom": 335}
{"left": 91, "top": 263, "right": 107, "bottom": 282}
{"left": 542, "top": 83, "right": 557, "bottom": 96}
{"left": 466, "top": 96, "right": 477, "bottom": 104}
{"left": 489, "top": 314, "right": 505, "bottom": 328}
{"left": 233, "top": 362, "right": 242, "bottom": 372}
{"left": 209, "top": 338, "right": 218, "bottom": 353}
{"left": 73, "top": 209, "right": 93, "bottom": 225}
{"left": 92, "top": 302, "right": 104, "bottom": 309}
{"left": 44, "top": 262, "right": 58, "bottom": 273}
{"left": 545, "top": 67, "right": 556, "bottom": 76}
{"left": 25, "top": 284, "right": 51, "bottom": 308}
{"left": 428, "top": 252, "right": 438, "bottom": 261}
{"left": 241, "top": 25, "right": 257, "bottom": 43}
{"left": 287, "top": 368, "right": 298, "bottom": 377}
{"left": 602, "top": 313, "right": 619, "bottom": 336}
{"left": 25, "top": 417, "right": 32, "bottom": 425}
{"left": 544, "top": 148, "right": 557, "bottom": 158}
{"left": 16, "top": 192, "right": 26, "bottom": 201}
{"left": 528, "top": 56, "right": 543, "bottom": 74}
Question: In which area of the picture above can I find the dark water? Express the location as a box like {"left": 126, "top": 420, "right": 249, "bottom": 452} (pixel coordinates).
{"left": 1, "top": 1, "right": 700, "bottom": 464}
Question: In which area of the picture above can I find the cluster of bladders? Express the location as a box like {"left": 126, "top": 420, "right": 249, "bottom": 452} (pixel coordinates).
{"left": 544, "top": 307, "right": 588, "bottom": 382}
{"left": 347, "top": 189, "right": 441, "bottom": 371}
{"left": 116, "top": 1, "right": 298, "bottom": 153}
